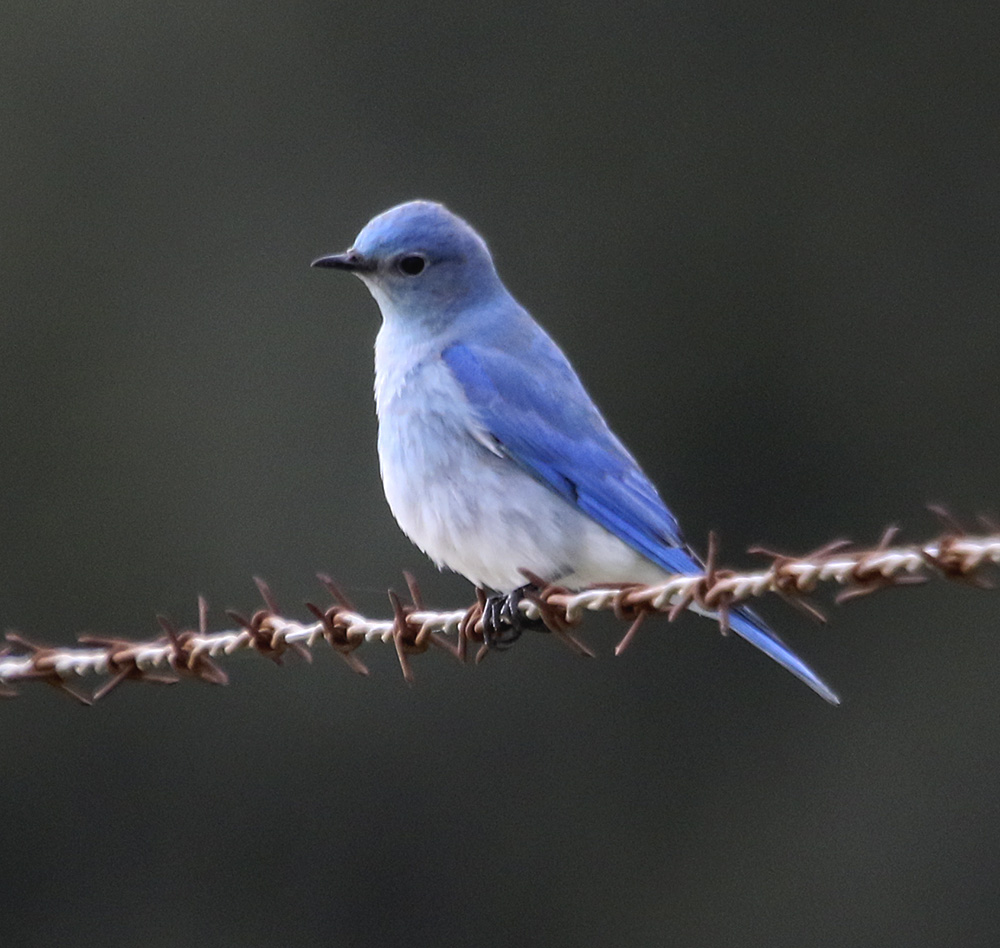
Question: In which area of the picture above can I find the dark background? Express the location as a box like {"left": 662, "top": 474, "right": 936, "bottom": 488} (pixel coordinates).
{"left": 2, "top": 2, "right": 999, "bottom": 945}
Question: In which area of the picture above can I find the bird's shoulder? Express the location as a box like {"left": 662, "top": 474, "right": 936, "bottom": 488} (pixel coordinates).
{"left": 440, "top": 312, "right": 623, "bottom": 457}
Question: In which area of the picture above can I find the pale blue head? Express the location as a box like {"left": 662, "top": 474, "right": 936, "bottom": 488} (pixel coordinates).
{"left": 312, "top": 201, "right": 506, "bottom": 324}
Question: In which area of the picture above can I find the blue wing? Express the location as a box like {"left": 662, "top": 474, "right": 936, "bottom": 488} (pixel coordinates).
{"left": 442, "top": 339, "right": 693, "bottom": 572}
{"left": 442, "top": 339, "right": 839, "bottom": 704}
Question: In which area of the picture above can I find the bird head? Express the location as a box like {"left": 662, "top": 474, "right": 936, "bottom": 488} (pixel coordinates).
{"left": 312, "top": 200, "right": 505, "bottom": 325}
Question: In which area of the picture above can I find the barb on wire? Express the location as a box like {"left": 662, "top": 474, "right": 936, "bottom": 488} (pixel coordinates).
{"left": 1, "top": 522, "right": 998, "bottom": 703}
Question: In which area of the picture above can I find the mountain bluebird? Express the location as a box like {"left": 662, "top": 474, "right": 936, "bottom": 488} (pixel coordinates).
{"left": 313, "top": 200, "right": 838, "bottom": 703}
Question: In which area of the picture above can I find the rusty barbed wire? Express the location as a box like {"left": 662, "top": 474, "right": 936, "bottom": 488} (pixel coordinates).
{"left": 1, "top": 523, "right": 998, "bottom": 703}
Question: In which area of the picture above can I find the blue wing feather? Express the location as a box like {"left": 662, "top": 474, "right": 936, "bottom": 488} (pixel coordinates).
{"left": 442, "top": 341, "right": 690, "bottom": 567}
{"left": 442, "top": 339, "right": 839, "bottom": 705}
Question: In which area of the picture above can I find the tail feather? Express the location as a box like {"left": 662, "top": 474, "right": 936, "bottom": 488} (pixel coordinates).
{"left": 727, "top": 606, "right": 840, "bottom": 705}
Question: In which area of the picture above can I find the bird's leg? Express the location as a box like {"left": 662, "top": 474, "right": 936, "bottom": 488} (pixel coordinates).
{"left": 481, "top": 584, "right": 548, "bottom": 650}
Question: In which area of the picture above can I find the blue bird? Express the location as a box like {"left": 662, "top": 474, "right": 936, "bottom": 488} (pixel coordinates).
{"left": 313, "top": 200, "right": 838, "bottom": 704}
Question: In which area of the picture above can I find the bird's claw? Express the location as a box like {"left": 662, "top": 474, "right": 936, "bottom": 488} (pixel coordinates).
{"left": 481, "top": 585, "right": 547, "bottom": 649}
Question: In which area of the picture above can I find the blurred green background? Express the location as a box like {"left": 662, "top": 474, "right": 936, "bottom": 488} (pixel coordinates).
{"left": 2, "top": 1, "right": 999, "bottom": 945}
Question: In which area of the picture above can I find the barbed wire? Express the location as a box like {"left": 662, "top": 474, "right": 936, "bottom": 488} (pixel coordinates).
{"left": 2, "top": 520, "right": 998, "bottom": 704}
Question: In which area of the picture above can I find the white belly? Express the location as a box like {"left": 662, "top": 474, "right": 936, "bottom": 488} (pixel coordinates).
{"left": 375, "top": 351, "right": 666, "bottom": 591}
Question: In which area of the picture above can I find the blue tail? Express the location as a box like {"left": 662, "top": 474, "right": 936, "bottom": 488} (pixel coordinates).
{"left": 727, "top": 607, "right": 840, "bottom": 705}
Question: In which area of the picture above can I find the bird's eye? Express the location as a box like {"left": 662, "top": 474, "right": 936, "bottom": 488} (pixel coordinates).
{"left": 397, "top": 254, "right": 426, "bottom": 276}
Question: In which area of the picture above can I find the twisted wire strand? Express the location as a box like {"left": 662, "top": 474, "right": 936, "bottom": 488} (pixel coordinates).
{"left": 2, "top": 529, "right": 997, "bottom": 703}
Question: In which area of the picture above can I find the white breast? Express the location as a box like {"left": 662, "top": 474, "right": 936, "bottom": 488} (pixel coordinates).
{"left": 372, "top": 322, "right": 666, "bottom": 591}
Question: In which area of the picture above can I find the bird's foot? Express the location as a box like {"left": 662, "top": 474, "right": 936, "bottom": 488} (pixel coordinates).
{"left": 481, "top": 584, "right": 548, "bottom": 650}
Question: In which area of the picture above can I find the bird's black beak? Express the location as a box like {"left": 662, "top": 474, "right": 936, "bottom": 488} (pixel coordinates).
{"left": 310, "top": 250, "right": 375, "bottom": 272}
